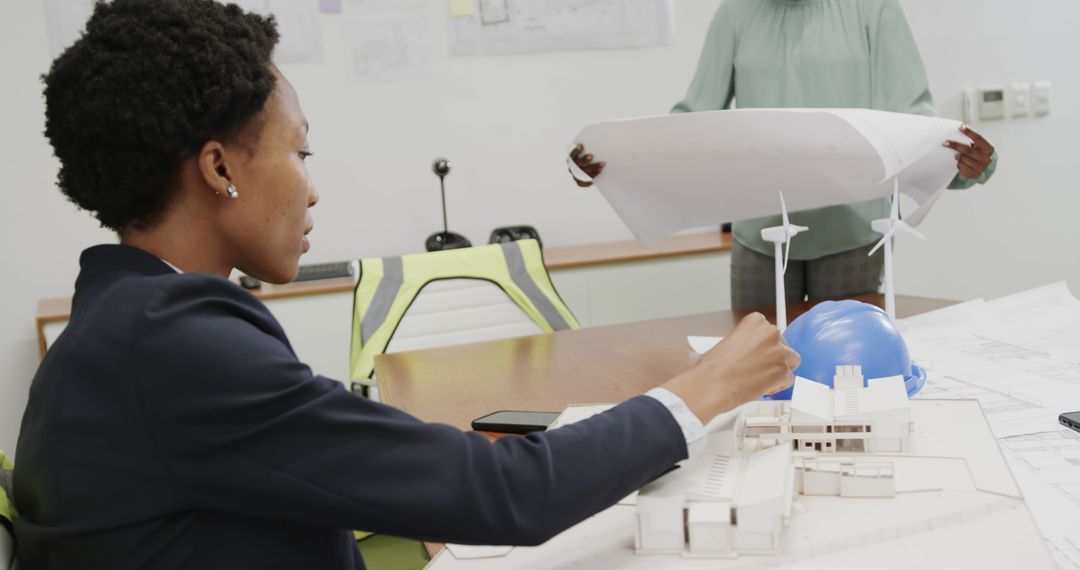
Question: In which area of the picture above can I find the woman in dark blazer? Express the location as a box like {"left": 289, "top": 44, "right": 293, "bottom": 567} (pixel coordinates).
{"left": 13, "top": 1, "right": 798, "bottom": 568}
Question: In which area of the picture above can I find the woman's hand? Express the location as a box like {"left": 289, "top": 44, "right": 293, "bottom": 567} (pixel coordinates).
{"left": 568, "top": 144, "right": 605, "bottom": 188}
{"left": 943, "top": 125, "right": 995, "bottom": 180}
{"left": 661, "top": 313, "right": 799, "bottom": 424}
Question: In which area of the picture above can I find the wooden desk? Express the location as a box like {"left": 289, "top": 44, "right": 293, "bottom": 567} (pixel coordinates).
{"left": 34, "top": 232, "right": 731, "bottom": 358}
{"left": 375, "top": 294, "right": 953, "bottom": 430}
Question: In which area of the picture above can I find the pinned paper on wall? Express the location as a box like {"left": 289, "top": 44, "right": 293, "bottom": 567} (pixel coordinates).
{"left": 319, "top": 0, "right": 343, "bottom": 13}
{"left": 43, "top": 0, "right": 96, "bottom": 58}
{"left": 572, "top": 108, "right": 970, "bottom": 247}
{"left": 450, "top": 0, "right": 476, "bottom": 17}
{"left": 229, "top": 0, "right": 324, "bottom": 63}
{"left": 44, "top": 0, "right": 324, "bottom": 62}
{"left": 343, "top": 0, "right": 430, "bottom": 82}
{"left": 449, "top": 0, "right": 674, "bottom": 56}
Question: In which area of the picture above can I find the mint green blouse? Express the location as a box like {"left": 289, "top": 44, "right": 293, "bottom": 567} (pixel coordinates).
{"left": 672, "top": 0, "right": 997, "bottom": 260}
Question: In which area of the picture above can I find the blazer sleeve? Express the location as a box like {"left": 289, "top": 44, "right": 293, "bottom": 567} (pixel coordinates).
{"left": 133, "top": 275, "right": 687, "bottom": 546}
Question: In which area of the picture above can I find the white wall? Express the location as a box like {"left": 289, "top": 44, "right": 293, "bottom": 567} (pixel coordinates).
{"left": 895, "top": 0, "right": 1080, "bottom": 301}
{"left": 1, "top": 0, "right": 1077, "bottom": 454}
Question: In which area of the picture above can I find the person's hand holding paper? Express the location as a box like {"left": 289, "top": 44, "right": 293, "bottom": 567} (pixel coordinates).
{"left": 568, "top": 143, "right": 605, "bottom": 187}
{"left": 943, "top": 124, "right": 996, "bottom": 180}
{"left": 567, "top": 108, "right": 974, "bottom": 246}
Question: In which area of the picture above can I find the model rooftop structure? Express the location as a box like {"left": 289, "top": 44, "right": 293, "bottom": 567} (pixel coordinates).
{"left": 740, "top": 366, "right": 912, "bottom": 454}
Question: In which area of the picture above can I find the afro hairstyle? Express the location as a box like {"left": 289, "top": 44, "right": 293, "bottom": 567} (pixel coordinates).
{"left": 42, "top": 0, "right": 280, "bottom": 232}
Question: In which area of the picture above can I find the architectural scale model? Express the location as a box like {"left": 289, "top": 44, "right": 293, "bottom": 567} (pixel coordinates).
{"left": 426, "top": 368, "right": 1053, "bottom": 568}
{"left": 633, "top": 364, "right": 1038, "bottom": 561}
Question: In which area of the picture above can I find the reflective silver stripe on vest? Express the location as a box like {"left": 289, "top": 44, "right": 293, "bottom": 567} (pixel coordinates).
{"left": 361, "top": 256, "right": 404, "bottom": 345}
{"left": 500, "top": 242, "right": 571, "bottom": 331}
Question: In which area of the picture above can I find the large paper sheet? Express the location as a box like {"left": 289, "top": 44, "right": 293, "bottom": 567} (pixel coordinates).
{"left": 987, "top": 281, "right": 1080, "bottom": 349}
{"left": 1001, "top": 430, "right": 1080, "bottom": 569}
{"left": 904, "top": 283, "right": 1080, "bottom": 567}
{"left": 574, "top": 108, "right": 970, "bottom": 246}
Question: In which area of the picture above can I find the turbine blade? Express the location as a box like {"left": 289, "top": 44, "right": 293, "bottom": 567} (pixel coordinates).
{"left": 897, "top": 221, "right": 928, "bottom": 240}
{"left": 780, "top": 191, "right": 791, "bottom": 231}
{"left": 868, "top": 230, "right": 894, "bottom": 257}
{"left": 783, "top": 236, "right": 791, "bottom": 274}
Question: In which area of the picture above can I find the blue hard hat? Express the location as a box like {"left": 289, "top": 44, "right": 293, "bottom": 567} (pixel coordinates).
{"left": 765, "top": 300, "right": 926, "bottom": 400}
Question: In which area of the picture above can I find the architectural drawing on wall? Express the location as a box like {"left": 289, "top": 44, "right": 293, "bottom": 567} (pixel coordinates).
{"left": 43, "top": 0, "right": 96, "bottom": 58}
{"left": 44, "top": 0, "right": 325, "bottom": 63}
{"left": 344, "top": 0, "right": 431, "bottom": 81}
{"left": 232, "top": 0, "right": 325, "bottom": 63}
{"left": 448, "top": 0, "right": 675, "bottom": 56}
{"left": 479, "top": 0, "right": 510, "bottom": 24}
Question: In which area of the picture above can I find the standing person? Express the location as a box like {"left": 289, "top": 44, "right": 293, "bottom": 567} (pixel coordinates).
{"left": 13, "top": 1, "right": 799, "bottom": 568}
{"left": 572, "top": 0, "right": 997, "bottom": 309}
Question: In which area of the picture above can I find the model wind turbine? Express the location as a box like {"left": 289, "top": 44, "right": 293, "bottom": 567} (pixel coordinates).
{"left": 760, "top": 193, "right": 808, "bottom": 331}
{"left": 869, "top": 179, "right": 927, "bottom": 320}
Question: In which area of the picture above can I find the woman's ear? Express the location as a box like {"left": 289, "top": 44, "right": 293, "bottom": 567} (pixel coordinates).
{"left": 197, "top": 140, "right": 231, "bottom": 196}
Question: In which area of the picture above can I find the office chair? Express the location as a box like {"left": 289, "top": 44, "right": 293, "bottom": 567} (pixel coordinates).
{"left": 349, "top": 239, "right": 580, "bottom": 397}
{"left": 347, "top": 239, "right": 579, "bottom": 568}
{"left": 0, "top": 451, "right": 16, "bottom": 570}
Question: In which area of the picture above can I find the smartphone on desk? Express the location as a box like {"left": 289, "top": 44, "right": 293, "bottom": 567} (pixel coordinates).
{"left": 471, "top": 410, "right": 561, "bottom": 434}
{"left": 1060, "top": 412, "right": 1080, "bottom": 433}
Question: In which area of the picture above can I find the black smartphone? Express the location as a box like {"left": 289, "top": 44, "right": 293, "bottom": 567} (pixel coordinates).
{"left": 471, "top": 410, "right": 561, "bottom": 434}
{"left": 1060, "top": 412, "right": 1080, "bottom": 433}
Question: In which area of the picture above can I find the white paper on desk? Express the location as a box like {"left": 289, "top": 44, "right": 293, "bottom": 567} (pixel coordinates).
{"left": 988, "top": 281, "right": 1080, "bottom": 349}
{"left": 688, "top": 335, "right": 723, "bottom": 355}
{"left": 906, "top": 309, "right": 1080, "bottom": 437}
{"left": 900, "top": 298, "right": 987, "bottom": 330}
{"left": 1001, "top": 432, "right": 1080, "bottom": 569}
{"left": 444, "top": 544, "right": 513, "bottom": 559}
{"left": 549, "top": 404, "right": 614, "bottom": 429}
{"left": 573, "top": 108, "right": 968, "bottom": 247}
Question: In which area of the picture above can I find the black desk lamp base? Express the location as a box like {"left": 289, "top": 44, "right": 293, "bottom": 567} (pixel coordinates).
{"left": 425, "top": 231, "right": 472, "bottom": 252}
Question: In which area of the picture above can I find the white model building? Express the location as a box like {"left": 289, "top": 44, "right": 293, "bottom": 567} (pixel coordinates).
{"left": 739, "top": 365, "right": 912, "bottom": 454}
{"left": 636, "top": 444, "right": 794, "bottom": 557}
{"left": 635, "top": 366, "right": 911, "bottom": 558}
{"left": 795, "top": 457, "right": 896, "bottom": 498}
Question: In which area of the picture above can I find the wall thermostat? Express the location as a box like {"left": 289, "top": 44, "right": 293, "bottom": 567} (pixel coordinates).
{"left": 977, "top": 85, "right": 1006, "bottom": 120}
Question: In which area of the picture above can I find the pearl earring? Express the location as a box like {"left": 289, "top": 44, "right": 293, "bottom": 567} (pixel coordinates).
{"left": 226, "top": 183, "right": 239, "bottom": 199}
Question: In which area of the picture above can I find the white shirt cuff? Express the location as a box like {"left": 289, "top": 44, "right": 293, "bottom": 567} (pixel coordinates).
{"left": 644, "top": 387, "right": 707, "bottom": 456}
